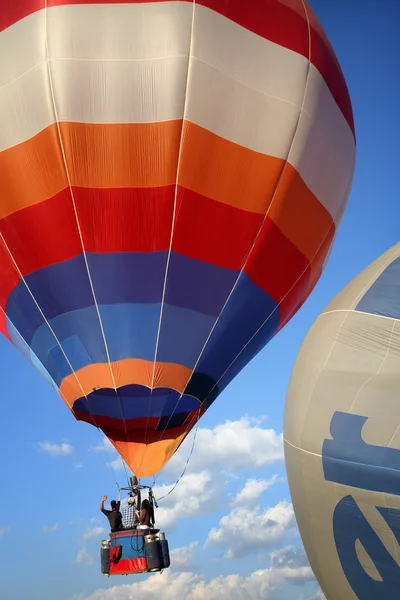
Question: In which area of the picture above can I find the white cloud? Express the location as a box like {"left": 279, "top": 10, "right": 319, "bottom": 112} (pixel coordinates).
{"left": 83, "top": 526, "right": 106, "bottom": 542}
{"left": 269, "top": 547, "right": 314, "bottom": 585}
{"left": 75, "top": 463, "right": 84, "bottom": 469}
{"left": 70, "top": 556, "right": 313, "bottom": 600}
{"left": 162, "top": 417, "right": 283, "bottom": 480}
{"left": 270, "top": 547, "right": 309, "bottom": 570}
{"left": 90, "top": 437, "right": 126, "bottom": 471}
{"left": 91, "top": 438, "right": 116, "bottom": 454}
{"left": 154, "top": 471, "right": 222, "bottom": 529}
{"left": 38, "top": 441, "right": 73, "bottom": 456}
{"left": 109, "top": 456, "right": 125, "bottom": 471}
{"left": 76, "top": 547, "right": 94, "bottom": 566}
{"left": 230, "top": 477, "right": 278, "bottom": 507}
{"left": 43, "top": 523, "right": 59, "bottom": 534}
{"left": 0, "top": 526, "right": 10, "bottom": 537}
{"left": 170, "top": 542, "right": 198, "bottom": 571}
{"left": 206, "top": 499, "right": 296, "bottom": 558}
{"left": 89, "top": 417, "right": 282, "bottom": 480}
{"left": 297, "top": 591, "right": 325, "bottom": 600}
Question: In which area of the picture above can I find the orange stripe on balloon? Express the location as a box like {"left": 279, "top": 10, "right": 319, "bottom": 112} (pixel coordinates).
{"left": 267, "top": 163, "right": 335, "bottom": 263}
{"left": 59, "top": 359, "right": 193, "bottom": 408}
{"left": 0, "top": 125, "right": 67, "bottom": 220}
{"left": 109, "top": 433, "right": 188, "bottom": 479}
{"left": 59, "top": 121, "right": 182, "bottom": 189}
{"left": 179, "top": 121, "right": 285, "bottom": 215}
{"left": 0, "top": 120, "right": 329, "bottom": 243}
{"left": 0, "top": 121, "right": 182, "bottom": 219}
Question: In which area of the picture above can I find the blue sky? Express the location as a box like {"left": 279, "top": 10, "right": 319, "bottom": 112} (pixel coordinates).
{"left": 0, "top": 1, "right": 398, "bottom": 599}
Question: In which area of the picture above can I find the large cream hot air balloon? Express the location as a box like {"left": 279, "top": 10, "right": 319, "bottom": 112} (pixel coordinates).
{"left": 285, "top": 243, "right": 400, "bottom": 599}
{"left": 0, "top": 0, "right": 355, "bottom": 480}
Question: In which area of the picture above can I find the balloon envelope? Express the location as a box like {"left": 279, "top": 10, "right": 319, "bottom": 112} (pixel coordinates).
{"left": 0, "top": 0, "right": 355, "bottom": 477}
{"left": 285, "top": 243, "right": 400, "bottom": 599}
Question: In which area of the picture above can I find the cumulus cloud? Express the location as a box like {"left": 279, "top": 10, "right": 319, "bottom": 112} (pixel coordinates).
{"left": 70, "top": 555, "right": 313, "bottom": 600}
{"left": 270, "top": 547, "right": 309, "bottom": 570}
{"left": 76, "top": 547, "right": 94, "bottom": 566}
{"left": 43, "top": 523, "right": 59, "bottom": 534}
{"left": 91, "top": 438, "right": 116, "bottom": 454}
{"left": 89, "top": 437, "right": 127, "bottom": 472}
{"left": 38, "top": 441, "right": 73, "bottom": 456}
{"left": 269, "top": 547, "right": 314, "bottom": 585}
{"left": 0, "top": 526, "right": 10, "bottom": 537}
{"left": 109, "top": 456, "right": 125, "bottom": 471}
{"left": 297, "top": 590, "right": 325, "bottom": 600}
{"left": 206, "top": 499, "right": 296, "bottom": 558}
{"left": 230, "top": 477, "right": 278, "bottom": 507}
{"left": 154, "top": 471, "right": 221, "bottom": 529}
{"left": 91, "top": 417, "right": 282, "bottom": 479}
{"left": 170, "top": 542, "right": 198, "bottom": 571}
{"left": 83, "top": 526, "right": 106, "bottom": 542}
{"left": 162, "top": 417, "right": 283, "bottom": 480}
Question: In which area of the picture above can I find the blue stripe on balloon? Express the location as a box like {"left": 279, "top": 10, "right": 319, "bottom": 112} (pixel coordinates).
{"left": 6, "top": 255, "right": 279, "bottom": 394}
{"left": 73, "top": 385, "right": 200, "bottom": 421}
{"left": 156, "top": 304, "right": 215, "bottom": 366}
{"left": 356, "top": 256, "right": 400, "bottom": 320}
{"left": 164, "top": 252, "right": 238, "bottom": 314}
{"left": 193, "top": 272, "right": 280, "bottom": 387}
{"left": 25, "top": 303, "right": 216, "bottom": 385}
{"left": 6, "top": 251, "right": 238, "bottom": 347}
{"left": 87, "top": 252, "right": 167, "bottom": 305}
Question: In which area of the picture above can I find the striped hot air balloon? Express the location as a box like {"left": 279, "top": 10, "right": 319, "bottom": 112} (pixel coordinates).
{"left": 0, "top": 0, "right": 355, "bottom": 477}
{"left": 285, "top": 244, "right": 400, "bottom": 599}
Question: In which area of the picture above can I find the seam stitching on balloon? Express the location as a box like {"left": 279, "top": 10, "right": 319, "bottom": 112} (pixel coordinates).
{"left": 153, "top": 5, "right": 315, "bottom": 455}
{"left": 285, "top": 0, "right": 334, "bottom": 455}
{"left": 318, "top": 308, "right": 400, "bottom": 323}
{"left": 43, "top": 1, "right": 130, "bottom": 448}
{"left": 0, "top": 303, "right": 62, "bottom": 400}
{"left": 349, "top": 318, "right": 396, "bottom": 415}
{"left": 361, "top": 318, "right": 400, "bottom": 569}
{"left": 0, "top": 234, "right": 88, "bottom": 418}
{"left": 137, "top": 0, "right": 198, "bottom": 475}
{"left": 297, "top": 246, "right": 400, "bottom": 439}
{"left": 197, "top": 0, "right": 333, "bottom": 410}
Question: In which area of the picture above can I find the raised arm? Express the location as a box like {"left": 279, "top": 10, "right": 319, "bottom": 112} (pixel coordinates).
{"left": 100, "top": 495, "right": 107, "bottom": 513}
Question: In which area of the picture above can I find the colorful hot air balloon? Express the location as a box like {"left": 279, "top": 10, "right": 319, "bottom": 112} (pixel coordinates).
{"left": 0, "top": 0, "right": 355, "bottom": 478}
{"left": 285, "top": 243, "right": 400, "bottom": 599}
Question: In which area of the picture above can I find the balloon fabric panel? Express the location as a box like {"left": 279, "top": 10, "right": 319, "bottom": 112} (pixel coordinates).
{"left": 0, "top": 0, "right": 355, "bottom": 476}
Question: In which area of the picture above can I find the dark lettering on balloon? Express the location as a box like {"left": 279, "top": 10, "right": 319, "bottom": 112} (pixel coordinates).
{"left": 322, "top": 411, "right": 400, "bottom": 599}
{"left": 323, "top": 411, "right": 400, "bottom": 495}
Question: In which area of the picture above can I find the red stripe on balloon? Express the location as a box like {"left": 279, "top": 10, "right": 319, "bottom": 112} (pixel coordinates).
{"left": 73, "top": 406, "right": 192, "bottom": 442}
{"left": 0, "top": 184, "right": 269, "bottom": 301}
{"left": 244, "top": 217, "right": 311, "bottom": 324}
{"left": 0, "top": 186, "right": 175, "bottom": 275}
{"left": 172, "top": 187, "right": 264, "bottom": 271}
{"left": 0, "top": 241, "right": 21, "bottom": 339}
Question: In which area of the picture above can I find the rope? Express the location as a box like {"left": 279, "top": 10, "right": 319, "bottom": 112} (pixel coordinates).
{"left": 91, "top": 429, "right": 120, "bottom": 485}
{"left": 156, "top": 413, "right": 200, "bottom": 502}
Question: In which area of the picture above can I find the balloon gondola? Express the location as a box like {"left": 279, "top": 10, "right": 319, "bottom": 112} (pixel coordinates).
{"left": 100, "top": 477, "right": 170, "bottom": 576}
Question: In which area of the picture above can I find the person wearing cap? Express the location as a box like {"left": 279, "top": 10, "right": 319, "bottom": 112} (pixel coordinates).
{"left": 122, "top": 495, "right": 138, "bottom": 529}
{"left": 100, "top": 495, "right": 123, "bottom": 533}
